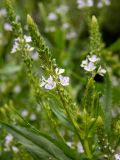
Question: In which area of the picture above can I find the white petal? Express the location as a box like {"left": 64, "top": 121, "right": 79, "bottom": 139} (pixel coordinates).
{"left": 88, "top": 54, "right": 100, "bottom": 62}
{"left": 84, "top": 62, "right": 96, "bottom": 71}
{"left": 59, "top": 75, "right": 70, "bottom": 86}
{"left": 40, "top": 81, "right": 46, "bottom": 87}
{"left": 81, "top": 59, "right": 88, "bottom": 67}
{"left": 24, "top": 35, "right": 32, "bottom": 42}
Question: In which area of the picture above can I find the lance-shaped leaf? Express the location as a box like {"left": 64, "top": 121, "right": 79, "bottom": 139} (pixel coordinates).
{"left": 1, "top": 123, "right": 86, "bottom": 160}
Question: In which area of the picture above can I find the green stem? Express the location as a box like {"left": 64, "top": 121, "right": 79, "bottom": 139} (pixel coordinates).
{"left": 58, "top": 88, "right": 93, "bottom": 158}
{"left": 83, "top": 139, "right": 92, "bottom": 159}
{"left": 58, "top": 88, "right": 82, "bottom": 141}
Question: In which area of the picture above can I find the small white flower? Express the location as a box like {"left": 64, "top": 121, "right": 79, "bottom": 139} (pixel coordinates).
{"left": 13, "top": 85, "right": 21, "bottom": 93}
{"left": 56, "top": 5, "right": 69, "bottom": 14}
{"left": 12, "top": 146, "right": 19, "bottom": 153}
{"left": 115, "top": 154, "right": 120, "bottom": 160}
{"left": 66, "top": 32, "right": 77, "bottom": 40}
{"left": 97, "top": 1, "right": 103, "bottom": 8}
{"left": 21, "top": 110, "right": 28, "bottom": 117}
{"left": 77, "top": 0, "right": 93, "bottom": 8}
{"left": 0, "top": 9, "right": 7, "bottom": 17}
{"left": 97, "top": 66, "right": 106, "bottom": 76}
{"left": 81, "top": 59, "right": 88, "bottom": 68}
{"left": 25, "top": 44, "right": 34, "bottom": 51}
{"left": 32, "top": 51, "right": 39, "bottom": 60}
{"left": 66, "top": 141, "right": 73, "bottom": 147}
{"left": 4, "top": 23, "right": 12, "bottom": 31}
{"left": 59, "top": 75, "right": 69, "bottom": 86}
{"left": 24, "top": 35, "right": 32, "bottom": 43}
{"left": 62, "top": 23, "right": 70, "bottom": 30}
{"left": 40, "top": 76, "right": 56, "bottom": 90}
{"left": 55, "top": 68, "right": 65, "bottom": 75}
{"left": 87, "top": 0, "right": 94, "bottom": 7}
{"left": 40, "top": 76, "right": 46, "bottom": 87}
{"left": 44, "top": 76, "right": 56, "bottom": 90}
{"left": 77, "top": 0, "right": 85, "bottom": 8}
{"left": 5, "top": 134, "right": 13, "bottom": 144}
{"left": 88, "top": 54, "right": 100, "bottom": 63}
{"left": 77, "top": 142, "right": 84, "bottom": 153}
{"left": 48, "top": 12, "right": 58, "bottom": 21}
{"left": 84, "top": 62, "right": 96, "bottom": 72}
{"left": 106, "top": 0, "right": 111, "bottom": 6}
{"left": 30, "top": 114, "right": 37, "bottom": 121}
{"left": 45, "top": 26, "right": 56, "bottom": 33}
{"left": 11, "top": 42, "right": 19, "bottom": 53}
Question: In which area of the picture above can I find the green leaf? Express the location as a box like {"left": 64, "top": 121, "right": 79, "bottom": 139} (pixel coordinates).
{"left": 103, "top": 73, "right": 112, "bottom": 134}
{"left": 1, "top": 122, "right": 87, "bottom": 160}
{"left": 47, "top": 94, "right": 74, "bottom": 131}
{"left": 1, "top": 123, "right": 72, "bottom": 160}
{"left": 108, "top": 38, "right": 120, "bottom": 51}
{"left": 0, "top": 64, "right": 21, "bottom": 75}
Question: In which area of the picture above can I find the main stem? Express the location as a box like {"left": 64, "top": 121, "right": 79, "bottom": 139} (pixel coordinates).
{"left": 58, "top": 88, "right": 92, "bottom": 158}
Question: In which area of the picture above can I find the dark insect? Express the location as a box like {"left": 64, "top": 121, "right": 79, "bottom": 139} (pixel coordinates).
{"left": 94, "top": 74, "right": 104, "bottom": 83}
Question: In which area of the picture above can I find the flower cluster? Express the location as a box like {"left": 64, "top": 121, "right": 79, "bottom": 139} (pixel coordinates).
{"left": 4, "top": 134, "right": 19, "bottom": 153}
{"left": 77, "top": 0, "right": 94, "bottom": 9}
{"left": 97, "top": 0, "right": 111, "bottom": 8}
{"left": 77, "top": 0, "right": 111, "bottom": 9}
{"left": 40, "top": 68, "right": 70, "bottom": 90}
{"left": 81, "top": 54, "right": 106, "bottom": 76}
{"left": 11, "top": 35, "right": 34, "bottom": 53}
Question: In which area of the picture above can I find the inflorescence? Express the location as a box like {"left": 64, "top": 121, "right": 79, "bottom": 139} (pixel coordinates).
{"left": 81, "top": 54, "right": 106, "bottom": 76}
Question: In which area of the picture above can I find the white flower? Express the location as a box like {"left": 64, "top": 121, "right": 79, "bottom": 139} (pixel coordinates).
{"left": 66, "top": 141, "right": 73, "bottom": 147}
{"left": 97, "top": 0, "right": 111, "bottom": 8}
{"left": 77, "top": 142, "right": 84, "bottom": 153}
{"left": 0, "top": 9, "right": 7, "bottom": 17}
{"left": 12, "top": 146, "right": 19, "bottom": 153}
{"left": 24, "top": 35, "right": 32, "bottom": 43}
{"left": 87, "top": 0, "right": 94, "bottom": 7}
{"left": 77, "top": 0, "right": 85, "bottom": 8}
{"left": 59, "top": 75, "right": 69, "bottom": 86}
{"left": 55, "top": 68, "right": 65, "bottom": 75}
{"left": 21, "top": 110, "right": 28, "bottom": 117}
{"left": 84, "top": 62, "right": 96, "bottom": 72}
{"left": 56, "top": 5, "right": 69, "bottom": 14}
{"left": 11, "top": 35, "right": 33, "bottom": 54}
{"left": 97, "top": 1, "right": 103, "bottom": 8}
{"left": 115, "top": 154, "right": 120, "bottom": 160}
{"left": 40, "top": 76, "right": 47, "bottom": 87}
{"left": 48, "top": 12, "right": 58, "bottom": 21}
{"left": 66, "top": 32, "right": 77, "bottom": 40}
{"left": 13, "top": 85, "right": 21, "bottom": 93}
{"left": 4, "top": 23, "right": 12, "bottom": 31}
{"left": 32, "top": 51, "right": 39, "bottom": 60}
{"left": 77, "top": 0, "right": 93, "bottom": 8}
{"left": 88, "top": 54, "right": 100, "bottom": 63}
{"left": 62, "top": 23, "right": 70, "bottom": 30}
{"left": 45, "top": 76, "right": 56, "bottom": 90}
{"left": 81, "top": 59, "right": 88, "bottom": 68}
{"left": 106, "top": 0, "right": 111, "bottom": 5}
{"left": 25, "top": 44, "right": 34, "bottom": 51}
{"left": 40, "top": 76, "right": 56, "bottom": 90}
{"left": 45, "top": 26, "right": 56, "bottom": 33}
{"left": 30, "top": 114, "right": 37, "bottom": 121}
{"left": 40, "top": 68, "right": 69, "bottom": 89}
{"left": 11, "top": 42, "right": 19, "bottom": 53}
{"left": 97, "top": 66, "right": 106, "bottom": 76}
{"left": 5, "top": 134, "right": 13, "bottom": 144}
